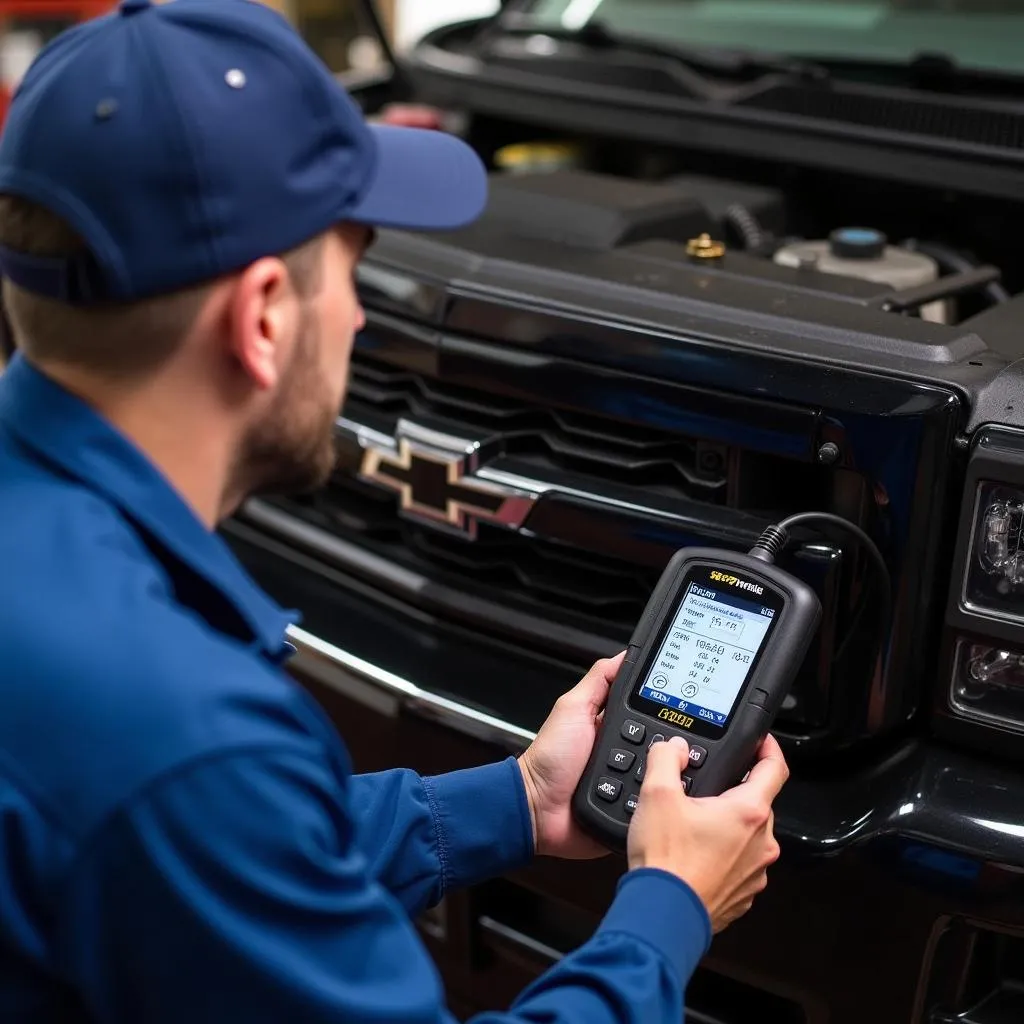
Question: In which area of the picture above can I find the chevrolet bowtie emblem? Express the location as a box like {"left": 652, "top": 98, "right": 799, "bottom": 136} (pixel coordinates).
{"left": 357, "top": 420, "right": 536, "bottom": 539}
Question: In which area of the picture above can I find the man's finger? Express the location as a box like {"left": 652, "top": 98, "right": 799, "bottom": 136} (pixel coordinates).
{"left": 598, "top": 651, "right": 626, "bottom": 682}
{"left": 736, "top": 734, "right": 789, "bottom": 801}
{"left": 566, "top": 652, "right": 626, "bottom": 714}
{"left": 641, "top": 736, "right": 690, "bottom": 796}
{"left": 756, "top": 733, "right": 788, "bottom": 773}
{"left": 756, "top": 733, "right": 784, "bottom": 758}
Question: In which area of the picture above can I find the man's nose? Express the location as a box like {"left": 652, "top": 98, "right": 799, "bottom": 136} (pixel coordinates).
{"left": 355, "top": 304, "right": 366, "bottom": 332}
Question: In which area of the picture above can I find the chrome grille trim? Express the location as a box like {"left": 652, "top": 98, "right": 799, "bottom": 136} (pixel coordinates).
{"left": 336, "top": 414, "right": 718, "bottom": 528}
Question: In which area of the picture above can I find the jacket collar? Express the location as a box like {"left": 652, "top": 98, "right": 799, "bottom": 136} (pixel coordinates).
{"left": 0, "top": 354, "right": 297, "bottom": 656}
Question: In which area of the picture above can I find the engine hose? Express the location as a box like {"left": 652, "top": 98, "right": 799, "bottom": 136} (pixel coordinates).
{"left": 903, "top": 237, "right": 1010, "bottom": 305}
{"left": 724, "top": 203, "right": 767, "bottom": 252}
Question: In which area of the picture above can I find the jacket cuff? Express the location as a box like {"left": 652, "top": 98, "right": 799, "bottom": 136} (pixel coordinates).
{"left": 597, "top": 869, "right": 712, "bottom": 986}
{"left": 422, "top": 757, "right": 534, "bottom": 894}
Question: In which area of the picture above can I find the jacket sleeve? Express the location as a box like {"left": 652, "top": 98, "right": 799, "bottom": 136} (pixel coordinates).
{"left": 56, "top": 747, "right": 711, "bottom": 1024}
{"left": 346, "top": 758, "right": 535, "bottom": 916}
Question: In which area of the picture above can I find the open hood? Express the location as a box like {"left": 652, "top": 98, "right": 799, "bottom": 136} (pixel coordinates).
{"left": 277, "top": 0, "right": 407, "bottom": 98}
{"left": 347, "top": 0, "right": 400, "bottom": 76}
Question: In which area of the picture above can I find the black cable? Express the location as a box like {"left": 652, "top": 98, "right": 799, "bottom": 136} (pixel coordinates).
{"left": 903, "top": 237, "right": 1010, "bottom": 306}
{"left": 749, "top": 511, "right": 892, "bottom": 672}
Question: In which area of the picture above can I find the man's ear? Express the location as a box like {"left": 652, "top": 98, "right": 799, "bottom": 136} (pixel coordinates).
{"left": 228, "top": 256, "right": 298, "bottom": 391}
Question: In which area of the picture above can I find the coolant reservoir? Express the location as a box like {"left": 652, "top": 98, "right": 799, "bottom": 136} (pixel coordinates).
{"left": 774, "top": 227, "right": 946, "bottom": 323}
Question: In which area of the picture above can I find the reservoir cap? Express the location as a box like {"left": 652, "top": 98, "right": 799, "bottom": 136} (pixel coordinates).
{"left": 829, "top": 226, "right": 887, "bottom": 260}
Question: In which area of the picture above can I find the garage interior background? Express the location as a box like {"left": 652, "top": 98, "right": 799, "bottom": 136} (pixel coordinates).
{"left": 0, "top": 0, "right": 501, "bottom": 97}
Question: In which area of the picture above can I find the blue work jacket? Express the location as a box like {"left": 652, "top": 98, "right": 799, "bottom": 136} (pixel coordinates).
{"left": 0, "top": 354, "right": 710, "bottom": 1022}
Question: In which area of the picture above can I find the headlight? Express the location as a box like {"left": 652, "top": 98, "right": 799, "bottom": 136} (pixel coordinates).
{"left": 942, "top": 428, "right": 1024, "bottom": 748}
{"left": 964, "top": 482, "right": 1024, "bottom": 622}
{"left": 950, "top": 639, "right": 1024, "bottom": 734}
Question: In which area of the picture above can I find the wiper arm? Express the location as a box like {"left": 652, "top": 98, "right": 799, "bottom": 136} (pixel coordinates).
{"left": 491, "top": 13, "right": 830, "bottom": 99}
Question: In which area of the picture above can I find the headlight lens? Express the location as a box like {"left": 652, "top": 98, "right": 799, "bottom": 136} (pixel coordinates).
{"left": 943, "top": 430, "right": 1024, "bottom": 744}
{"left": 951, "top": 639, "right": 1024, "bottom": 733}
{"left": 965, "top": 482, "right": 1024, "bottom": 622}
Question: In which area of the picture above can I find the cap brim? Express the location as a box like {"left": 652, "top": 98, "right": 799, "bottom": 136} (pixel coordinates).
{"left": 348, "top": 125, "right": 489, "bottom": 232}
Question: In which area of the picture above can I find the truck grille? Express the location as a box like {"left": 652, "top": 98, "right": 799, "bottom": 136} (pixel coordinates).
{"left": 303, "top": 479, "right": 659, "bottom": 636}
{"left": 272, "top": 349, "right": 824, "bottom": 647}
{"left": 257, "top": 337, "right": 858, "bottom": 733}
{"left": 345, "top": 355, "right": 730, "bottom": 503}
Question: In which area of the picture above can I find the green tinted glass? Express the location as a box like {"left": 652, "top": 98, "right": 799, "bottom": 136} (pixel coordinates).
{"left": 529, "top": 0, "right": 1024, "bottom": 75}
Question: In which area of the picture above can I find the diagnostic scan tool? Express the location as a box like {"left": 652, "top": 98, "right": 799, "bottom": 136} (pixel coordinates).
{"left": 571, "top": 513, "right": 883, "bottom": 852}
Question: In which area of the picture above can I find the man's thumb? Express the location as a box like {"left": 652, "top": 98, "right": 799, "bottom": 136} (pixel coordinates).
{"left": 644, "top": 736, "right": 690, "bottom": 789}
{"left": 569, "top": 652, "right": 626, "bottom": 714}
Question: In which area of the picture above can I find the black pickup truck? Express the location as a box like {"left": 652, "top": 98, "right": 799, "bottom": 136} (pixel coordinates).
{"left": 221, "top": 3, "right": 1024, "bottom": 1021}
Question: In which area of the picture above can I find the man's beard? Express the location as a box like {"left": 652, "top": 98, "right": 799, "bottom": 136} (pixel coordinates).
{"left": 231, "top": 308, "right": 341, "bottom": 502}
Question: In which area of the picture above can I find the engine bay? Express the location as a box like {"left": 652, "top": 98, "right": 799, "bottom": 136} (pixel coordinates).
{"left": 440, "top": 154, "right": 1016, "bottom": 342}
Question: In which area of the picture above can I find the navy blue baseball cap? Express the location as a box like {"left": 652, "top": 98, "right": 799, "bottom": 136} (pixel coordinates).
{"left": 0, "top": 0, "right": 488, "bottom": 304}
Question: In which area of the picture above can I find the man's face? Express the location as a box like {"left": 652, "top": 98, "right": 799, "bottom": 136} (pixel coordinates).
{"left": 237, "top": 225, "right": 369, "bottom": 499}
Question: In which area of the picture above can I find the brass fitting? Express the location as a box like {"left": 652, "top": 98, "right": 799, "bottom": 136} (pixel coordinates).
{"left": 686, "top": 233, "right": 726, "bottom": 260}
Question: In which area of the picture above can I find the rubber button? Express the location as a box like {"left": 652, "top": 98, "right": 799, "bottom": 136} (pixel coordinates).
{"left": 621, "top": 719, "right": 646, "bottom": 745}
{"left": 607, "top": 748, "right": 636, "bottom": 773}
{"left": 595, "top": 777, "right": 622, "bottom": 803}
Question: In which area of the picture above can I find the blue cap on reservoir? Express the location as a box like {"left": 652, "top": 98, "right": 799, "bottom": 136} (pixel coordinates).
{"left": 829, "top": 227, "right": 887, "bottom": 260}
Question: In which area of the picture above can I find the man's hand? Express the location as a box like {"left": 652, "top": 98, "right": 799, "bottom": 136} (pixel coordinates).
{"left": 628, "top": 734, "right": 788, "bottom": 933}
{"left": 517, "top": 652, "right": 625, "bottom": 860}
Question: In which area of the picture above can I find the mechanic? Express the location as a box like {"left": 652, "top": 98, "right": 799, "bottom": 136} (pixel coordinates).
{"left": 0, "top": 1, "right": 786, "bottom": 1022}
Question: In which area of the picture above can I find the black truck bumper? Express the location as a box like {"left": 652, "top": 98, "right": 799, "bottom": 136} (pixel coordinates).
{"left": 226, "top": 518, "right": 1024, "bottom": 1024}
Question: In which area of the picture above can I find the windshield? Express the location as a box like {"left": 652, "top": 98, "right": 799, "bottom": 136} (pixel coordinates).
{"left": 526, "top": 1, "right": 1024, "bottom": 76}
